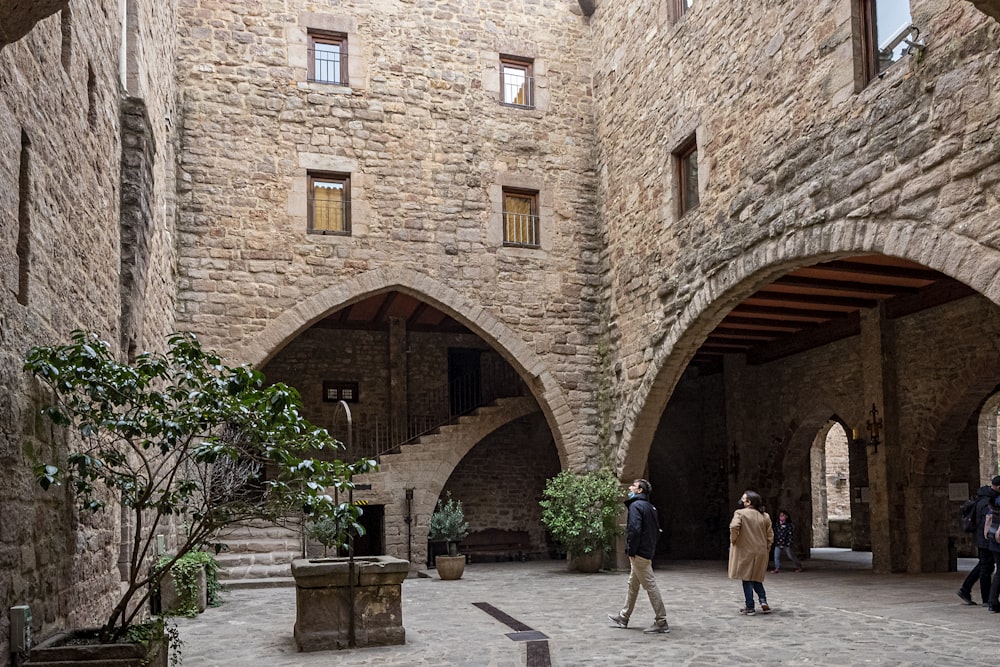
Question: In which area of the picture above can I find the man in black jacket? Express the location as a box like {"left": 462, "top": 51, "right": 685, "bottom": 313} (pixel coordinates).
{"left": 957, "top": 475, "right": 1000, "bottom": 606}
{"left": 608, "top": 479, "right": 669, "bottom": 633}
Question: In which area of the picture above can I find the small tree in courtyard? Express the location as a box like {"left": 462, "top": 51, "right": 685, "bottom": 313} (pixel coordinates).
{"left": 24, "top": 330, "right": 375, "bottom": 642}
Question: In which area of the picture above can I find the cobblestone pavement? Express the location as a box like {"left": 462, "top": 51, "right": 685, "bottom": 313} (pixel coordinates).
{"left": 175, "top": 550, "right": 997, "bottom": 666}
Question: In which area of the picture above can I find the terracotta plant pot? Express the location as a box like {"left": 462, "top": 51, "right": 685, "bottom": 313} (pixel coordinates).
{"left": 568, "top": 550, "right": 603, "bottom": 573}
{"left": 435, "top": 554, "right": 466, "bottom": 580}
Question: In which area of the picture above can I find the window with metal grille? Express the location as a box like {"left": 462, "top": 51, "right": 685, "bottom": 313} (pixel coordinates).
{"left": 323, "top": 381, "right": 359, "bottom": 403}
{"left": 308, "top": 31, "right": 348, "bottom": 85}
{"left": 500, "top": 57, "right": 534, "bottom": 108}
{"left": 674, "top": 136, "right": 699, "bottom": 216}
{"left": 502, "top": 188, "right": 540, "bottom": 248}
{"left": 308, "top": 172, "right": 351, "bottom": 235}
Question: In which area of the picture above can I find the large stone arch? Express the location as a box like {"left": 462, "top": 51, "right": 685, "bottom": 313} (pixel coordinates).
{"left": 617, "top": 219, "right": 1000, "bottom": 479}
{"left": 236, "top": 266, "right": 584, "bottom": 470}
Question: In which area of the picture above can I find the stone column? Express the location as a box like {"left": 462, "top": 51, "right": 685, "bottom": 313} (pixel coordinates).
{"left": 859, "top": 305, "right": 905, "bottom": 573}
{"left": 388, "top": 317, "right": 408, "bottom": 440}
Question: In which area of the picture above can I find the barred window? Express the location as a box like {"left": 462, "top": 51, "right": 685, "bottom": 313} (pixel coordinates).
{"left": 308, "top": 31, "right": 348, "bottom": 85}
{"left": 500, "top": 57, "right": 534, "bottom": 109}
{"left": 308, "top": 172, "right": 351, "bottom": 235}
{"left": 502, "top": 188, "right": 539, "bottom": 248}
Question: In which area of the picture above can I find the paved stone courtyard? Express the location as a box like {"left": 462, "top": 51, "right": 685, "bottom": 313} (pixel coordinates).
{"left": 176, "top": 550, "right": 995, "bottom": 666}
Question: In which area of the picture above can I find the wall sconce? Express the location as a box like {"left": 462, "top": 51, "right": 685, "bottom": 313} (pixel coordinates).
{"left": 851, "top": 403, "right": 883, "bottom": 453}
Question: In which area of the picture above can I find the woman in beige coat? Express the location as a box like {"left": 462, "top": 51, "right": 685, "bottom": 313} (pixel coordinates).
{"left": 728, "top": 490, "right": 774, "bottom": 616}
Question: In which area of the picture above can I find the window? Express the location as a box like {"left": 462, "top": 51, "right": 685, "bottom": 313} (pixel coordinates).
{"left": 857, "top": 0, "right": 913, "bottom": 83}
{"left": 309, "top": 31, "right": 348, "bottom": 85}
{"left": 672, "top": 0, "right": 693, "bottom": 18}
{"left": 674, "top": 136, "right": 699, "bottom": 216}
{"left": 308, "top": 172, "right": 351, "bottom": 235}
{"left": 502, "top": 188, "right": 539, "bottom": 248}
{"left": 500, "top": 57, "right": 534, "bottom": 108}
{"left": 323, "top": 381, "right": 359, "bottom": 403}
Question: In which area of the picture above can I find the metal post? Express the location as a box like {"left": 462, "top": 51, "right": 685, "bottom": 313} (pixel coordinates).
{"left": 334, "top": 400, "right": 356, "bottom": 649}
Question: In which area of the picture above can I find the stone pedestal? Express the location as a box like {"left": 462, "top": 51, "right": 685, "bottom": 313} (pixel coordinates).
{"left": 291, "top": 556, "right": 409, "bottom": 651}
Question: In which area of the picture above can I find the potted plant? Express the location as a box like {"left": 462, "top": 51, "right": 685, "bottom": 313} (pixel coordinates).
{"left": 427, "top": 493, "right": 470, "bottom": 579}
{"left": 539, "top": 469, "right": 622, "bottom": 572}
{"left": 23, "top": 330, "right": 374, "bottom": 665}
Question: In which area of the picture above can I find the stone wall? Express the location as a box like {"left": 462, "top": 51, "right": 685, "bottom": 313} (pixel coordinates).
{"left": 173, "top": 0, "right": 603, "bottom": 468}
{"left": 0, "top": 0, "right": 178, "bottom": 653}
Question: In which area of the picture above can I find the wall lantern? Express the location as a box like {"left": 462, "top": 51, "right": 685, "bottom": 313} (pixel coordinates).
{"left": 852, "top": 403, "right": 883, "bottom": 453}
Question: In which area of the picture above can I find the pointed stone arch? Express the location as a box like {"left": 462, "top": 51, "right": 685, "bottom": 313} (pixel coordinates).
{"left": 617, "top": 219, "right": 1000, "bottom": 479}
{"left": 236, "top": 266, "right": 584, "bottom": 470}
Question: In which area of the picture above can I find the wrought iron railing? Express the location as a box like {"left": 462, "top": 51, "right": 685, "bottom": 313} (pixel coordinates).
{"left": 329, "top": 363, "right": 526, "bottom": 461}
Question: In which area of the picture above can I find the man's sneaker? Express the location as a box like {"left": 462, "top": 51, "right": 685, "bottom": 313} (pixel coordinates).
{"left": 607, "top": 613, "right": 628, "bottom": 628}
{"left": 738, "top": 607, "right": 756, "bottom": 616}
{"left": 957, "top": 589, "right": 975, "bottom": 605}
{"left": 759, "top": 603, "right": 771, "bottom": 613}
{"left": 643, "top": 622, "right": 670, "bottom": 634}
{"left": 770, "top": 569, "right": 780, "bottom": 574}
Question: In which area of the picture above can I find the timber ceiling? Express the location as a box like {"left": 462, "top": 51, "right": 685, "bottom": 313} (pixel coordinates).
{"left": 312, "top": 255, "right": 973, "bottom": 373}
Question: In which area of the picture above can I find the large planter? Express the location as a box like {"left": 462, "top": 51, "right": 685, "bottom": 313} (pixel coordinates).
{"left": 160, "top": 563, "right": 208, "bottom": 615}
{"left": 568, "top": 550, "right": 603, "bottom": 573}
{"left": 435, "top": 554, "right": 466, "bottom": 580}
{"left": 292, "top": 555, "right": 409, "bottom": 651}
{"left": 25, "top": 629, "right": 168, "bottom": 667}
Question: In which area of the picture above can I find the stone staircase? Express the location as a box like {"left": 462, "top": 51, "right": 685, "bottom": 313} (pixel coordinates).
{"left": 214, "top": 519, "right": 304, "bottom": 589}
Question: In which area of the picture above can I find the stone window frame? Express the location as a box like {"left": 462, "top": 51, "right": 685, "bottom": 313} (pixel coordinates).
{"left": 501, "top": 187, "right": 540, "bottom": 248}
{"left": 488, "top": 173, "right": 552, "bottom": 253}
{"left": 290, "top": 153, "right": 367, "bottom": 240}
{"left": 289, "top": 13, "right": 367, "bottom": 93}
{"left": 673, "top": 133, "right": 700, "bottom": 217}
{"left": 484, "top": 43, "right": 548, "bottom": 113}
{"left": 499, "top": 56, "right": 535, "bottom": 109}
{"left": 307, "top": 171, "right": 351, "bottom": 236}
{"left": 308, "top": 30, "right": 348, "bottom": 86}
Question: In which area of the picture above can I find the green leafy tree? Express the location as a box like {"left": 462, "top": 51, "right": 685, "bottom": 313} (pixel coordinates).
{"left": 539, "top": 469, "right": 622, "bottom": 556}
{"left": 24, "top": 330, "right": 375, "bottom": 641}
{"left": 427, "top": 493, "right": 469, "bottom": 556}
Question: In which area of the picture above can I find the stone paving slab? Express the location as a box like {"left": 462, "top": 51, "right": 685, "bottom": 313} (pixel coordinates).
{"left": 175, "top": 551, "right": 997, "bottom": 666}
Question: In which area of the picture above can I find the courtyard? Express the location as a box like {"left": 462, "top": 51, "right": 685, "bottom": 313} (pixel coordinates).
{"left": 176, "top": 550, "right": 993, "bottom": 666}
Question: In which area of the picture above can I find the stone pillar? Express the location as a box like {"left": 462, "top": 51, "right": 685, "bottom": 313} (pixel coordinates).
{"left": 859, "top": 305, "right": 905, "bottom": 573}
{"left": 388, "top": 317, "right": 408, "bottom": 439}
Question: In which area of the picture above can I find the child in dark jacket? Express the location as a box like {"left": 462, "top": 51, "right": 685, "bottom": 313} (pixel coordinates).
{"left": 772, "top": 510, "right": 803, "bottom": 573}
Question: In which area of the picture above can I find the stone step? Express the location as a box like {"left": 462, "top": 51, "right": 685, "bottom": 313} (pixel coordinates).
{"left": 216, "top": 550, "right": 300, "bottom": 569}
{"left": 216, "top": 537, "right": 302, "bottom": 554}
{"left": 214, "top": 523, "right": 302, "bottom": 541}
{"left": 222, "top": 576, "right": 296, "bottom": 590}
{"left": 218, "top": 562, "right": 294, "bottom": 580}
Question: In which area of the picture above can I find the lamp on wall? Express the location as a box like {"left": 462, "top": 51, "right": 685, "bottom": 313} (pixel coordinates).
{"left": 851, "top": 403, "right": 883, "bottom": 453}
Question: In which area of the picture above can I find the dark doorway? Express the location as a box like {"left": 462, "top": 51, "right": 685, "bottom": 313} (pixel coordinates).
{"left": 352, "top": 504, "right": 385, "bottom": 557}
{"left": 448, "top": 348, "right": 482, "bottom": 417}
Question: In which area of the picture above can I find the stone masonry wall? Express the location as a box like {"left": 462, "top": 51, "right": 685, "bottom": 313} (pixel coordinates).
{"left": 588, "top": 0, "right": 1000, "bottom": 476}
{"left": 173, "top": 0, "right": 603, "bottom": 467}
{"left": 0, "top": 0, "right": 178, "bottom": 652}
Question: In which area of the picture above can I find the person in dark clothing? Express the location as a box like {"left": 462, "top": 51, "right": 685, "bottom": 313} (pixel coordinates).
{"left": 958, "top": 476, "right": 1000, "bottom": 606}
{"left": 987, "top": 492, "right": 1000, "bottom": 612}
{"left": 608, "top": 479, "right": 669, "bottom": 633}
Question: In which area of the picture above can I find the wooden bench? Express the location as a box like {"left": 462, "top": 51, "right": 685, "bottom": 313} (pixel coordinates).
{"left": 461, "top": 529, "right": 532, "bottom": 563}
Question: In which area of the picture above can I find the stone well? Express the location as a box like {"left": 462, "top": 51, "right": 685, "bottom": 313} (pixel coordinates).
{"left": 291, "top": 555, "right": 409, "bottom": 651}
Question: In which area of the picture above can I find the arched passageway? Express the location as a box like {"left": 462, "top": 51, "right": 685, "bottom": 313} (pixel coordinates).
{"left": 622, "top": 246, "right": 1000, "bottom": 574}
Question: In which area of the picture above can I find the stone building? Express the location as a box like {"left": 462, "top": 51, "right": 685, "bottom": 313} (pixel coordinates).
{"left": 2, "top": 0, "right": 1000, "bottom": 656}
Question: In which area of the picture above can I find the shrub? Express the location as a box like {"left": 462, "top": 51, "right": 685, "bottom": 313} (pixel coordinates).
{"left": 539, "top": 469, "right": 622, "bottom": 556}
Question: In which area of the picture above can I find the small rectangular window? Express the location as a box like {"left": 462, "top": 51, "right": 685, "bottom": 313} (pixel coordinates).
{"left": 502, "top": 188, "right": 539, "bottom": 248}
{"left": 857, "top": 0, "right": 913, "bottom": 84}
{"left": 323, "top": 381, "right": 360, "bottom": 403}
{"left": 674, "top": 136, "right": 699, "bottom": 216}
{"left": 308, "top": 172, "right": 351, "bottom": 235}
{"left": 500, "top": 57, "right": 534, "bottom": 108}
{"left": 309, "top": 31, "right": 348, "bottom": 85}
{"left": 672, "top": 0, "right": 693, "bottom": 18}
